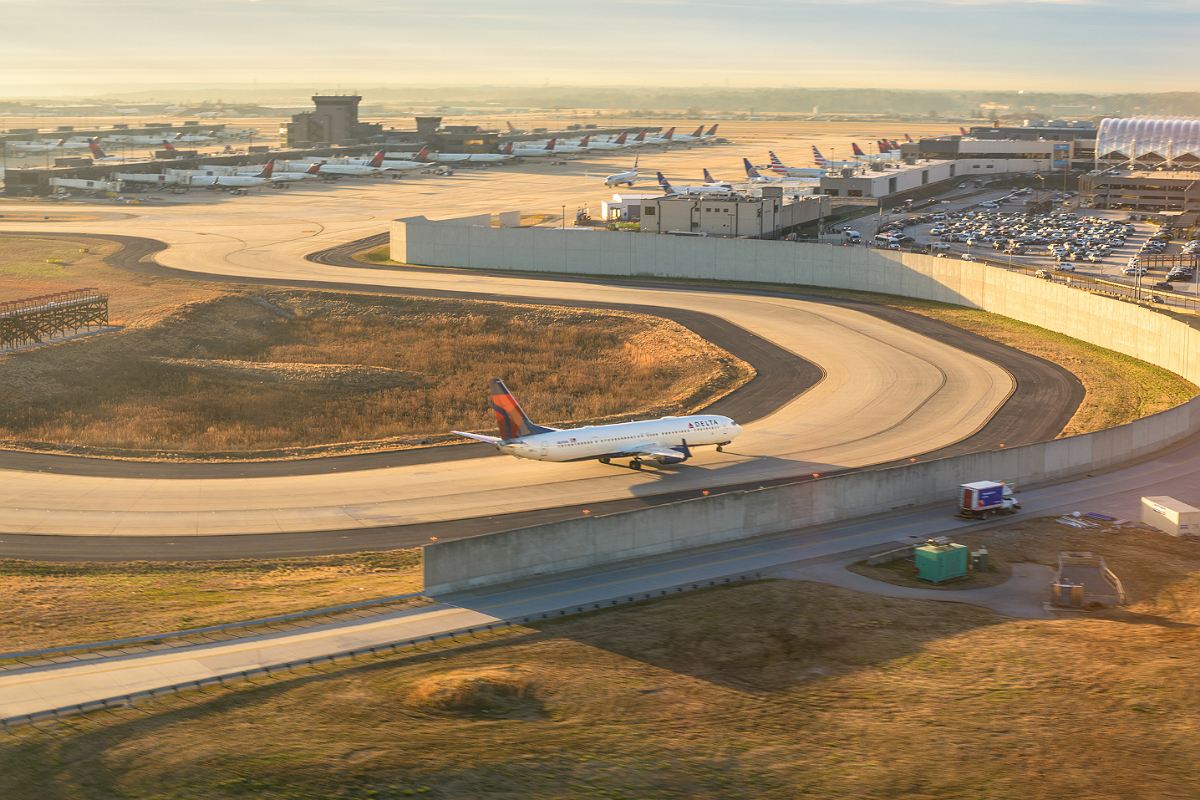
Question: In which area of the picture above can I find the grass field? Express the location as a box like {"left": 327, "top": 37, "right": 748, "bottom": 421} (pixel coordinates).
{"left": 4, "top": 521, "right": 1197, "bottom": 800}
{"left": 0, "top": 236, "right": 751, "bottom": 457}
{"left": 353, "top": 247, "right": 1197, "bottom": 437}
{"left": 0, "top": 551, "right": 422, "bottom": 651}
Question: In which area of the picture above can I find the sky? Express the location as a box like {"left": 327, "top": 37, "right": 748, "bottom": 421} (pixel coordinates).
{"left": 0, "top": 0, "right": 1197, "bottom": 97}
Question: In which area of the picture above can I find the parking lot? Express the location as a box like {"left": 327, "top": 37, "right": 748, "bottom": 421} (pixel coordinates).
{"left": 860, "top": 188, "right": 1199, "bottom": 299}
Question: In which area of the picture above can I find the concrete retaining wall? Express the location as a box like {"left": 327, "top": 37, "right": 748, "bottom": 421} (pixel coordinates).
{"left": 408, "top": 217, "right": 1200, "bottom": 594}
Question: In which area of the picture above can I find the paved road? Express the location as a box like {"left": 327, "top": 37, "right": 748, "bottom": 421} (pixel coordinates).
{"left": 5, "top": 432, "right": 1199, "bottom": 722}
{"left": 0, "top": 164, "right": 1037, "bottom": 543}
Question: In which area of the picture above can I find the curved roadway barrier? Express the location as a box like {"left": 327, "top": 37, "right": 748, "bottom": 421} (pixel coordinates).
{"left": 0, "top": 231, "right": 1030, "bottom": 547}
{"left": 385, "top": 218, "right": 1200, "bottom": 593}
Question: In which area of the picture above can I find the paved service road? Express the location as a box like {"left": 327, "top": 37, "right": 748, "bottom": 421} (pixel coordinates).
{"left": 4, "top": 431, "right": 1199, "bottom": 722}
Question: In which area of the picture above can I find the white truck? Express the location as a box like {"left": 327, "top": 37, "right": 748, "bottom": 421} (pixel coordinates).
{"left": 958, "top": 481, "right": 1020, "bottom": 519}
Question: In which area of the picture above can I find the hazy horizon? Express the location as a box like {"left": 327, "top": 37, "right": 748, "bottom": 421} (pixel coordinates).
{"left": 1, "top": 0, "right": 1194, "bottom": 97}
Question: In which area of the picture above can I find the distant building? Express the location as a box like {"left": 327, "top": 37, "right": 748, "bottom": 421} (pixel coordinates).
{"left": 902, "top": 138, "right": 1076, "bottom": 173}
{"left": 640, "top": 190, "right": 830, "bottom": 238}
{"left": 820, "top": 160, "right": 957, "bottom": 200}
{"left": 1079, "top": 169, "right": 1200, "bottom": 223}
{"left": 284, "top": 95, "right": 382, "bottom": 147}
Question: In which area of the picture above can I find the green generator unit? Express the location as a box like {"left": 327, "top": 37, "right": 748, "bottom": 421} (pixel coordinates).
{"left": 915, "top": 542, "right": 969, "bottom": 584}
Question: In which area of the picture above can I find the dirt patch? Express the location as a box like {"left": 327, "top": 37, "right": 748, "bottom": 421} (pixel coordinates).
{"left": 405, "top": 667, "right": 545, "bottom": 719}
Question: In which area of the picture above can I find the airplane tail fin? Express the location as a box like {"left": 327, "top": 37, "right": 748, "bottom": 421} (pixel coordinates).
{"left": 580, "top": 135, "right": 590, "bottom": 147}
{"left": 634, "top": 131, "right": 646, "bottom": 142}
{"left": 706, "top": 124, "right": 718, "bottom": 136}
{"left": 162, "top": 140, "right": 176, "bottom": 150}
{"left": 615, "top": 132, "right": 627, "bottom": 145}
{"left": 546, "top": 138, "right": 557, "bottom": 150}
{"left": 502, "top": 142, "right": 514, "bottom": 155}
{"left": 743, "top": 158, "right": 760, "bottom": 178}
{"left": 415, "top": 145, "right": 430, "bottom": 161}
{"left": 889, "top": 139, "right": 900, "bottom": 149}
{"left": 877, "top": 140, "right": 888, "bottom": 153}
{"left": 306, "top": 162, "right": 321, "bottom": 175}
{"left": 656, "top": 171, "right": 674, "bottom": 193}
{"left": 691, "top": 125, "right": 704, "bottom": 137}
{"left": 904, "top": 133, "right": 913, "bottom": 142}
{"left": 369, "top": 150, "right": 386, "bottom": 168}
{"left": 959, "top": 127, "right": 969, "bottom": 136}
{"left": 258, "top": 159, "right": 275, "bottom": 179}
{"left": 488, "top": 378, "right": 550, "bottom": 439}
{"left": 703, "top": 168, "right": 717, "bottom": 183}
{"left": 507, "top": 121, "right": 517, "bottom": 132}
{"left": 88, "top": 138, "right": 105, "bottom": 159}
{"left": 663, "top": 127, "right": 675, "bottom": 140}
{"left": 852, "top": 142, "right": 865, "bottom": 156}
{"left": 811, "top": 146, "right": 826, "bottom": 166}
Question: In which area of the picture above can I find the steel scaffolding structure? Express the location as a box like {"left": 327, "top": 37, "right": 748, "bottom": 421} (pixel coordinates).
{"left": 0, "top": 288, "right": 109, "bottom": 350}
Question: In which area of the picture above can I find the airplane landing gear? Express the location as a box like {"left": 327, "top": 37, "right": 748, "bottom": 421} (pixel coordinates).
{"left": 716, "top": 445, "right": 724, "bottom": 452}
{"left": 599, "top": 457, "right": 610, "bottom": 464}
{"left": 630, "top": 459, "right": 643, "bottom": 470}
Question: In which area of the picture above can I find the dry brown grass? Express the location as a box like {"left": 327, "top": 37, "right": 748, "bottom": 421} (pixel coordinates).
{"left": 0, "top": 236, "right": 751, "bottom": 457}
{"left": 0, "top": 550, "right": 422, "bottom": 651}
{"left": 6, "top": 523, "right": 1199, "bottom": 799}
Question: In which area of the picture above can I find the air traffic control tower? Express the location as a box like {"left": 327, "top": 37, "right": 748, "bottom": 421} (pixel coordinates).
{"left": 285, "top": 95, "right": 381, "bottom": 147}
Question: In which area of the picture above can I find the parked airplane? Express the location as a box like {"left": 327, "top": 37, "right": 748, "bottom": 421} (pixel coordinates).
{"left": 506, "top": 121, "right": 525, "bottom": 135}
{"left": 452, "top": 379, "right": 740, "bottom": 468}
{"left": 700, "top": 124, "right": 721, "bottom": 142}
{"left": 510, "top": 138, "right": 560, "bottom": 157}
{"left": 857, "top": 141, "right": 899, "bottom": 160}
{"left": 605, "top": 156, "right": 639, "bottom": 187}
{"left": 701, "top": 168, "right": 733, "bottom": 189}
{"left": 657, "top": 171, "right": 734, "bottom": 197}
{"left": 960, "top": 127, "right": 970, "bottom": 136}
{"left": 552, "top": 135, "right": 591, "bottom": 155}
{"left": 766, "top": 150, "right": 827, "bottom": 178}
{"left": 810, "top": 146, "right": 860, "bottom": 171}
{"left": 587, "top": 132, "right": 629, "bottom": 151}
{"left": 642, "top": 127, "right": 676, "bottom": 146}
{"left": 267, "top": 162, "right": 322, "bottom": 183}
{"left": 672, "top": 125, "right": 708, "bottom": 144}
{"left": 744, "top": 158, "right": 792, "bottom": 184}
{"left": 183, "top": 160, "right": 276, "bottom": 188}
{"left": 9, "top": 138, "right": 69, "bottom": 153}
{"left": 312, "top": 151, "right": 387, "bottom": 177}
{"left": 342, "top": 146, "right": 435, "bottom": 170}
{"left": 87, "top": 139, "right": 135, "bottom": 163}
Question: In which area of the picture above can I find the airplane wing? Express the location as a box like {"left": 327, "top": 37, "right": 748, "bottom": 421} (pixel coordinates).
{"left": 451, "top": 430, "right": 502, "bottom": 445}
{"left": 617, "top": 441, "right": 692, "bottom": 462}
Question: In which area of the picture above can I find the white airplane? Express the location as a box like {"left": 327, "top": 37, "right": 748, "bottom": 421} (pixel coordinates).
{"left": 765, "top": 150, "right": 827, "bottom": 178}
{"left": 87, "top": 139, "right": 138, "bottom": 163}
{"left": 177, "top": 131, "right": 215, "bottom": 143}
{"left": 743, "top": 158, "right": 786, "bottom": 184}
{"left": 342, "top": 146, "right": 435, "bottom": 170}
{"left": 429, "top": 145, "right": 514, "bottom": 164}
{"left": 510, "top": 138, "right": 560, "bottom": 158}
{"left": 700, "top": 124, "right": 721, "bottom": 142}
{"left": 853, "top": 141, "right": 900, "bottom": 161}
{"left": 586, "top": 132, "right": 630, "bottom": 151}
{"left": 184, "top": 160, "right": 276, "bottom": 188}
{"left": 806, "top": 147, "right": 858, "bottom": 172}
{"left": 642, "top": 127, "right": 676, "bottom": 146}
{"left": 312, "top": 151, "right": 387, "bottom": 177}
{"left": 114, "top": 171, "right": 181, "bottom": 186}
{"left": 657, "top": 171, "right": 735, "bottom": 197}
{"left": 672, "top": 124, "right": 709, "bottom": 144}
{"left": 605, "top": 156, "right": 639, "bottom": 187}
{"left": 552, "top": 135, "right": 591, "bottom": 155}
{"left": 268, "top": 162, "right": 322, "bottom": 183}
{"left": 701, "top": 168, "right": 734, "bottom": 189}
{"left": 623, "top": 131, "right": 648, "bottom": 148}
{"left": 8, "top": 138, "right": 70, "bottom": 153}
{"left": 452, "top": 379, "right": 740, "bottom": 469}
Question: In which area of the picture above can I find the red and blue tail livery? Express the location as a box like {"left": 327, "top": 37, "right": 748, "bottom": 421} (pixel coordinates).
{"left": 452, "top": 379, "right": 741, "bottom": 468}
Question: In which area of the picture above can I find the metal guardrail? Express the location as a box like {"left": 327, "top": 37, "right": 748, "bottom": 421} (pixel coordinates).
{"left": 0, "top": 591, "right": 428, "bottom": 668}
{"left": 0, "top": 572, "right": 764, "bottom": 731}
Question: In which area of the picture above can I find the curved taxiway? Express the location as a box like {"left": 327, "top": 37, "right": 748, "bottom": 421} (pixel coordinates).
{"left": 0, "top": 180, "right": 1074, "bottom": 550}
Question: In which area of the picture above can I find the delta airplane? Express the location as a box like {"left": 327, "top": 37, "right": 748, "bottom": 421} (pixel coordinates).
{"left": 88, "top": 139, "right": 137, "bottom": 163}
{"left": 642, "top": 127, "right": 676, "bottom": 146}
{"left": 343, "top": 146, "right": 437, "bottom": 170}
{"left": 605, "top": 156, "right": 639, "bottom": 187}
{"left": 587, "top": 132, "right": 630, "bottom": 151}
{"left": 510, "top": 138, "right": 560, "bottom": 157}
{"left": 766, "top": 150, "right": 826, "bottom": 178}
{"left": 552, "top": 135, "right": 591, "bottom": 155}
{"left": 312, "top": 151, "right": 387, "bottom": 177}
{"left": 672, "top": 125, "right": 709, "bottom": 144}
{"left": 657, "top": 171, "right": 735, "bottom": 197}
{"left": 452, "top": 379, "right": 740, "bottom": 468}
{"left": 184, "top": 160, "right": 276, "bottom": 189}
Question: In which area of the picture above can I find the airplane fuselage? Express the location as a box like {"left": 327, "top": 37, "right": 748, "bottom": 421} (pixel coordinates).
{"left": 496, "top": 414, "right": 739, "bottom": 463}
